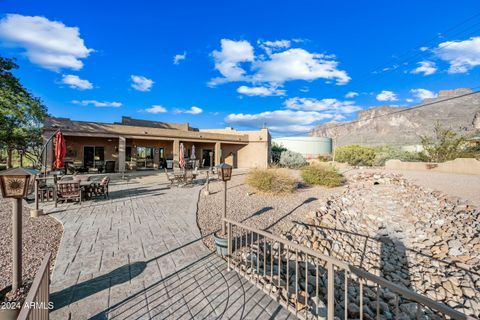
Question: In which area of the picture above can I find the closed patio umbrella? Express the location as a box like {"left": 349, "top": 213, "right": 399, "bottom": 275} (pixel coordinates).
{"left": 179, "top": 143, "right": 185, "bottom": 169}
{"left": 191, "top": 145, "right": 196, "bottom": 160}
{"left": 54, "top": 132, "right": 66, "bottom": 169}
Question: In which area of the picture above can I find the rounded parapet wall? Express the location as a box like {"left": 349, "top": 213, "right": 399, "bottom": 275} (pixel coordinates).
{"left": 273, "top": 136, "right": 332, "bottom": 160}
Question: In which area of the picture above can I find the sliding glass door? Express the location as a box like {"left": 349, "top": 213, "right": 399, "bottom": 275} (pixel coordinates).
{"left": 84, "top": 146, "right": 104, "bottom": 168}
{"left": 136, "top": 147, "right": 154, "bottom": 169}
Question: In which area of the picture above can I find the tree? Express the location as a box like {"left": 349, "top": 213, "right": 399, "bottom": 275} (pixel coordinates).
{"left": 0, "top": 56, "right": 48, "bottom": 168}
{"left": 271, "top": 142, "right": 287, "bottom": 163}
{"left": 419, "top": 123, "right": 465, "bottom": 162}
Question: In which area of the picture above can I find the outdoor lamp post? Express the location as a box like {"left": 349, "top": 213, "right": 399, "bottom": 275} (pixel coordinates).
{"left": 217, "top": 163, "right": 232, "bottom": 234}
{"left": 0, "top": 168, "right": 35, "bottom": 291}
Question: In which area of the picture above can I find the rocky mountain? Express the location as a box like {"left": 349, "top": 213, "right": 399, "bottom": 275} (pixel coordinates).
{"left": 311, "top": 88, "right": 480, "bottom": 146}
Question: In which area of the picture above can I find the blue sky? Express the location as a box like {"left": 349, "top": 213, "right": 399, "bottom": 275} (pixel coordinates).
{"left": 1, "top": 1, "right": 479, "bottom": 136}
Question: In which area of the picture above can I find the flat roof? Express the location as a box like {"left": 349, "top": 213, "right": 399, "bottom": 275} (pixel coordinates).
{"left": 43, "top": 117, "right": 253, "bottom": 143}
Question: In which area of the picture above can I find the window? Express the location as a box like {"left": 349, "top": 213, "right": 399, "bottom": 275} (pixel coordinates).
{"left": 126, "top": 146, "right": 132, "bottom": 161}
{"left": 137, "top": 147, "right": 154, "bottom": 160}
{"left": 84, "top": 146, "right": 104, "bottom": 168}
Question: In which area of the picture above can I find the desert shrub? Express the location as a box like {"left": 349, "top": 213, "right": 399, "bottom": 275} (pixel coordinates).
{"left": 335, "top": 145, "right": 376, "bottom": 166}
{"left": 301, "top": 165, "right": 345, "bottom": 187}
{"left": 271, "top": 142, "right": 287, "bottom": 163}
{"left": 317, "top": 155, "right": 331, "bottom": 162}
{"left": 372, "top": 146, "right": 423, "bottom": 166}
{"left": 419, "top": 123, "right": 466, "bottom": 162}
{"left": 279, "top": 150, "right": 308, "bottom": 168}
{"left": 246, "top": 169, "right": 297, "bottom": 194}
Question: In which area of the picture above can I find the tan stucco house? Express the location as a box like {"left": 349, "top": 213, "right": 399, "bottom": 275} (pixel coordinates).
{"left": 42, "top": 116, "right": 271, "bottom": 172}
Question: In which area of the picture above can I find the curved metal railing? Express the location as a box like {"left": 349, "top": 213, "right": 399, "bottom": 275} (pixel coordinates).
{"left": 224, "top": 218, "right": 474, "bottom": 320}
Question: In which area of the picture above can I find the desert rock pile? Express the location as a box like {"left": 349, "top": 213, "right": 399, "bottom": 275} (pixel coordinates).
{"left": 284, "top": 172, "right": 479, "bottom": 318}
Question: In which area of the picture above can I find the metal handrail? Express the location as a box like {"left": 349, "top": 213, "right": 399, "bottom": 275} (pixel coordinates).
{"left": 224, "top": 218, "right": 474, "bottom": 320}
{"left": 17, "top": 252, "right": 51, "bottom": 320}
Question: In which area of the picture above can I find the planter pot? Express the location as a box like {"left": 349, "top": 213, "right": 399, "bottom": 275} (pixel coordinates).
{"left": 0, "top": 308, "right": 20, "bottom": 320}
{"left": 213, "top": 232, "right": 229, "bottom": 257}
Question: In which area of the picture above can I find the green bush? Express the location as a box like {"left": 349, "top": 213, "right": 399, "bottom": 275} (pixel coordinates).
{"left": 300, "top": 165, "right": 345, "bottom": 187}
{"left": 420, "top": 123, "right": 469, "bottom": 162}
{"left": 246, "top": 169, "right": 297, "bottom": 194}
{"left": 335, "top": 145, "right": 376, "bottom": 166}
{"left": 279, "top": 150, "right": 308, "bottom": 168}
{"left": 372, "top": 146, "right": 423, "bottom": 166}
{"left": 317, "top": 155, "right": 331, "bottom": 162}
{"left": 271, "top": 142, "right": 287, "bottom": 163}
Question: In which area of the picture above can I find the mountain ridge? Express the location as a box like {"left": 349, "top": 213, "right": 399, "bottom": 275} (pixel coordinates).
{"left": 311, "top": 88, "right": 480, "bottom": 146}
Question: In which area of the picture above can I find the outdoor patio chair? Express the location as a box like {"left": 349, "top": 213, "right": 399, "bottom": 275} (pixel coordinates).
{"left": 184, "top": 170, "right": 194, "bottom": 186}
{"left": 105, "top": 160, "right": 116, "bottom": 173}
{"left": 164, "top": 168, "right": 177, "bottom": 187}
{"left": 192, "top": 166, "right": 199, "bottom": 179}
{"left": 93, "top": 176, "right": 110, "bottom": 199}
{"left": 56, "top": 181, "right": 82, "bottom": 204}
{"left": 37, "top": 180, "right": 54, "bottom": 202}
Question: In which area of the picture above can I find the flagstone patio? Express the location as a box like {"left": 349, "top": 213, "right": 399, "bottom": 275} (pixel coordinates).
{"left": 43, "top": 176, "right": 292, "bottom": 319}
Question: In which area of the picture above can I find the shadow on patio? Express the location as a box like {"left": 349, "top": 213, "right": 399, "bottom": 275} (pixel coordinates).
{"left": 88, "top": 252, "right": 293, "bottom": 320}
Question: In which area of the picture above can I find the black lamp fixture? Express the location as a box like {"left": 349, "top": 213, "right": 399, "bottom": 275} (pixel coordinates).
{"left": 217, "top": 163, "right": 232, "bottom": 181}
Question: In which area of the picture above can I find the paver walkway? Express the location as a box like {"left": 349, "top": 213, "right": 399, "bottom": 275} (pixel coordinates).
{"left": 44, "top": 178, "right": 292, "bottom": 319}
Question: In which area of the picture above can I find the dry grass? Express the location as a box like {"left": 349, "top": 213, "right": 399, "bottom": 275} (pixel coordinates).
{"left": 245, "top": 168, "right": 297, "bottom": 195}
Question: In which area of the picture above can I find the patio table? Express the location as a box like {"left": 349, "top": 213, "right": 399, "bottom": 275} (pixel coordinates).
{"left": 173, "top": 172, "right": 186, "bottom": 183}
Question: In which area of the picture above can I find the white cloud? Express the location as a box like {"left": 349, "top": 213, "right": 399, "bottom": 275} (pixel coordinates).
{"left": 258, "top": 39, "right": 291, "bottom": 55}
{"left": 253, "top": 48, "right": 350, "bottom": 85}
{"left": 411, "top": 61, "right": 437, "bottom": 76}
{"left": 174, "top": 106, "right": 203, "bottom": 115}
{"left": 72, "top": 100, "right": 121, "bottom": 107}
{"left": 209, "top": 39, "right": 350, "bottom": 86}
{"left": 61, "top": 74, "right": 93, "bottom": 90}
{"left": 209, "top": 39, "right": 255, "bottom": 86}
{"left": 299, "top": 87, "right": 309, "bottom": 93}
{"left": 376, "top": 90, "right": 398, "bottom": 102}
{"left": 225, "top": 109, "right": 334, "bottom": 133}
{"left": 173, "top": 52, "right": 187, "bottom": 65}
{"left": 419, "top": 46, "right": 429, "bottom": 52}
{"left": 144, "top": 105, "right": 167, "bottom": 113}
{"left": 0, "top": 14, "right": 93, "bottom": 71}
{"left": 434, "top": 36, "right": 480, "bottom": 73}
{"left": 406, "top": 98, "right": 414, "bottom": 103}
{"left": 285, "top": 97, "right": 362, "bottom": 113}
{"left": 224, "top": 96, "right": 363, "bottom": 133}
{"left": 410, "top": 88, "right": 437, "bottom": 101}
{"left": 345, "top": 91, "right": 359, "bottom": 98}
{"left": 131, "top": 75, "right": 154, "bottom": 91}
{"left": 237, "top": 85, "right": 285, "bottom": 97}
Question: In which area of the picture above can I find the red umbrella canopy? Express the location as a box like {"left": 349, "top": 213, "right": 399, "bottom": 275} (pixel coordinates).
{"left": 54, "top": 132, "right": 66, "bottom": 169}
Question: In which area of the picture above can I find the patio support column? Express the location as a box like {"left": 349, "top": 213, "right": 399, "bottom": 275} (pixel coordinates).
{"left": 215, "top": 142, "right": 221, "bottom": 166}
{"left": 44, "top": 135, "right": 53, "bottom": 172}
{"left": 118, "top": 136, "right": 126, "bottom": 173}
{"left": 173, "top": 139, "right": 180, "bottom": 167}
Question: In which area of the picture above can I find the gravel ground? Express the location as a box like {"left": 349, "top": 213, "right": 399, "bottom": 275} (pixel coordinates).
{"left": 0, "top": 198, "right": 63, "bottom": 294}
{"left": 197, "top": 168, "right": 480, "bottom": 251}
{"left": 383, "top": 169, "right": 480, "bottom": 207}
{"left": 197, "top": 170, "right": 344, "bottom": 250}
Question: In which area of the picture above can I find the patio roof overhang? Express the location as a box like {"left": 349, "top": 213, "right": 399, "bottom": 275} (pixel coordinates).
{"left": 43, "top": 128, "right": 249, "bottom": 144}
